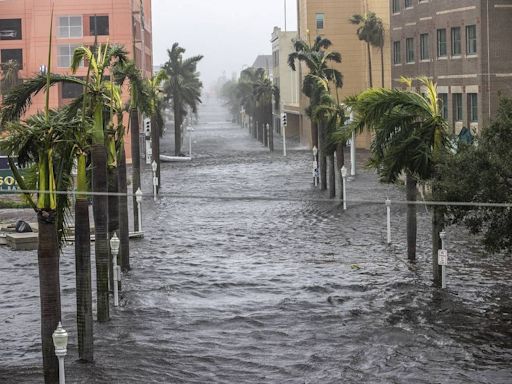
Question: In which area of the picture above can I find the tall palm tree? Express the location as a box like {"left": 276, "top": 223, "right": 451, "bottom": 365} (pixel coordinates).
{"left": 147, "top": 69, "right": 168, "bottom": 189}
{"left": 253, "top": 70, "right": 279, "bottom": 150}
{"left": 71, "top": 43, "right": 128, "bottom": 322}
{"left": 288, "top": 36, "right": 343, "bottom": 190}
{"left": 350, "top": 12, "right": 385, "bottom": 88}
{"left": 163, "top": 43, "right": 203, "bottom": 156}
{"left": 113, "top": 60, "right": 148, "bottom": 234}
{"left": 347, "top": 77, "right": 448, "bottom": 264}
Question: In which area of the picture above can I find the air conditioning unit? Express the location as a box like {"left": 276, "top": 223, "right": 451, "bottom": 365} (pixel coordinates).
{"left": 454, "top": 121, "right": 463, "bottom": 134}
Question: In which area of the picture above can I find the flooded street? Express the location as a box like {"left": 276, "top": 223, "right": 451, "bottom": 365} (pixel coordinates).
{"left": 1, "top": 98, "right": 512, "bottom": 383}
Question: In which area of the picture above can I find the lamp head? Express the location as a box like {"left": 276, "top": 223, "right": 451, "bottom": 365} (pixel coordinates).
{"left": 52, "top": 322, "right": 68, "bottom": 352}
{"left": 312, "top": 146, "right": 318, "bottom": 156}
{"left": 110, "top": 233, "right": 120, "bottom": 255}
{"left": 341, "top": 165, "right": 348, "bottom": 178}
{"left": 151, "top": 160, "right": 157, "bottom": 173}
{"left": 135, "top": 188, "right": 143, "bottom": 203}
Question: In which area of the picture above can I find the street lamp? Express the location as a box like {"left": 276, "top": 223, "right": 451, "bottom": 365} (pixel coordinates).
{"left": 110, "top": 233, "right": 121, "bottom": 307}
{"left": 151, "top": 160, "right": 158, "bottom": 202}
{"left": 52, "top": 322, "right": 68, "bottom": 384}
{"left": 341, "top": 165, "right": 348, "bottom": 210}
{"left": 312, "top": 146, "right": 319, "bottom": 187}
{"left": 135, "top": 188, "right": 143, "bottom": 232}
{"left": 439, "top": 231, "right": 447, "bottom": 289}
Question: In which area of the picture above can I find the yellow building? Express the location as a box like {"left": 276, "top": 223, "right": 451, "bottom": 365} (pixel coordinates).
{"left": 294, "top": 0, "right": 391, "bottom": 148}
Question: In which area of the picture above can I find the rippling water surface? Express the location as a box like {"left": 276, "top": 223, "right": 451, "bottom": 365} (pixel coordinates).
{"left": 1, "top": 98, "right": 512, "bottom": 383}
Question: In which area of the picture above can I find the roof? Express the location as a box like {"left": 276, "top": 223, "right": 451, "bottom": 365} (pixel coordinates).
{"left": 251, "top": 55, "right": 273, "bottom": 71}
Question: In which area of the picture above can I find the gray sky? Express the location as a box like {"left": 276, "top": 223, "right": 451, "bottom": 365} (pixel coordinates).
{"left": 152, "top": 0, "right": 297, "bottom": 90}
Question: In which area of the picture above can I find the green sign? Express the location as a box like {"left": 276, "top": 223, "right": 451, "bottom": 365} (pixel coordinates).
{"left": 0, "top": 169, "right": 19, "bottom": 192}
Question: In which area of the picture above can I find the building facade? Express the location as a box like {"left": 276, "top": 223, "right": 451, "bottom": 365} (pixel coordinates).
{"left": 296, "top": 0, "right": 391, "bottom": 148}
{"left": 0, "top": 0, "right": 153, "bottom": 161}
{"left": 390, "top": 0, "right": 512, "bottom": 134}
{"left": 271, "top": 27, "right": 300, "bottom": 138}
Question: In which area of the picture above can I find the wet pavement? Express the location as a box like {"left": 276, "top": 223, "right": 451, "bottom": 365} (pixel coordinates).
{"left": 1, "top": 98, "right": 512, "bottom": 383}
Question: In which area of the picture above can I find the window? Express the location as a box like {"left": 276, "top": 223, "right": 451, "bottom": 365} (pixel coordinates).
{"left": 405, "top": 0, "right": 413, "bottom": 8}
{"left": 420, "top": 33, "right": 429, "bottom": 60}
{"left": 466, "top": 25, "right": 477, "bottom": 55}
{"left": 468, "top": 93, "right": 478, "bottom": 122}
{"left": 89, "top": 15, "right": 109, "bottom": 36}
{"left": 450, "top": 27, "right": 461, "bottom": 56}
{"left": 316, "top": 13, "right": 324, "bottom": 30}
{"left": 393, "top": 41, "right": 401, "bottom": 64}
{"left": 437, "top": 29, "right": 447, "bottom": 57}
{"left": 1, "top": 49, "right": 23, "bottom": 69}
{"left": 58, "top": 44, "right": 80, "bottom": 67}
{"left": 406, "top": 37, "right": 414, "bottom": 63}
{"left": 453, "top": 93, "right": 463, "bottom": 121}
{"left": 62, "top": 80, "right": 84, "bottom": 99}
{"left": 392, "top": 0, "right": 400, "bottom": 13}
{"left": 0, "top": 19, "right": 22, "bottom": 40}
{"left": 439, "top": 93, "right": 448, "bottom": 119}
{"left": 58, "top": 16, "right": 82, "bottom": 38}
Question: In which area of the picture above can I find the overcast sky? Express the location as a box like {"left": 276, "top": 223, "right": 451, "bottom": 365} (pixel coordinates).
{"left": 152, "top": 0, "right": 297, "bottom": 90}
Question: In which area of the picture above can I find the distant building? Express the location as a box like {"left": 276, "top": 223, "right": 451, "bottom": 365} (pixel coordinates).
{"left": 390, "top": 0, "right": 512, "bottom": 134}
{"left": 296, "top": 0, "right": 391, "bottom": 148}
{"left": 252, "top": 54, "right": 273, "bottom": 74}
{"left": 271, "top": 26, "right": 300, "bottom": 138}
{"left": 0, "top": 0, "right": 153, "bottom": 161}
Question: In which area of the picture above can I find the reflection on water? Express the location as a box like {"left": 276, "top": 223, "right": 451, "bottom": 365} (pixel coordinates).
{"left": 1, "top": 99, "right": 511, "bottom": 383}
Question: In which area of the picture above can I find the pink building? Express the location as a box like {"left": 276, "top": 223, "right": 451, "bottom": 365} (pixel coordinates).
{"left": 0, "top": 0, "right": 153, "bottom": 161}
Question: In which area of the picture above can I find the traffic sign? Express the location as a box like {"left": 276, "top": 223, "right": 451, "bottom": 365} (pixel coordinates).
{"left": 438, "top": 249, "right": 448, "bottom": 266}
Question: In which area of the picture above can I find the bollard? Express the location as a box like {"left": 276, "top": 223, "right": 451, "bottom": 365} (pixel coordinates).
{"left": 110, "top": 233, "right": 120, "bottom": 307}
{"left": 386, "top": 199, "right": 391, "bottom": 245}
{"left": 151, "top": 161, "right": 158, "bottom": 202}
{"left": 439, "top": 231, "right": 447, "bottom": 289}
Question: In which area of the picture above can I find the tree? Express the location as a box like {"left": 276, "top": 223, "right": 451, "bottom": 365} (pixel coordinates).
{"left": 0, "top": 59, "right": 21, "bottom": 97}
{"left": 347, "top": 77, "right": 449, "bottom": 265}
{"left": 288, "top": 36, "right": 342, "bottom": 190}
{"left": 253, "top": 69, "right": 279, "bottom": 150}
{"left": 71, "top": 43, "right": 128, "bottom": 322}
{"left": 163, "top": 43, "right": 203, "bottom": 156}
{"left": 434, "top": 97, "right": 512, "bottom": 254}
{"left": 350, "top": 12, "right": 385, "bottom": 88}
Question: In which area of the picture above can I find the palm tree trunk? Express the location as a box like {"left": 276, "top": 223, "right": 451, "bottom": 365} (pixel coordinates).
{"left": 319, "top": 123, "right": 327, "bottom": 191}
{"left": 311, "top": 122, "right": 319, "bottom": 149}
{"left": 75, "top": 155, "right": 93, "bottom": 362}
{"left": 406, "top": 172, "right": 417, "bottom": 261}
{"left": 367, "top": 42, "right": 373, "bottom": 88}
{"left": 432, "top": 206, "right": 444, "bottom": 287}
{"left": 118, "top": 148, "right": 130, "bottom": 272}
{"left": 130, "top": 108, "right": 141, "bottom": 232}
{"left": 174, "top": 103, "right": 182, "bottom": 156}
{"left": 38, "top": 210, "right": 61, "bottom": 384}
{"left": 336, "top": 143, "right": 344, "bottom": 200}
{"left": 380, "top": 46, "right": 385, "bottom": 88}
{"left": 91, "top": 144, "right": 110, "bottom": 322}
{"left": 328, "top": 153, "right": 335, "bottom": 198}
{"left": 108, "top": 166, "right": 119, "bottom": 291}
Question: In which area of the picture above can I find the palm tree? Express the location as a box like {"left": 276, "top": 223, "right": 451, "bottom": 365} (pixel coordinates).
{"left": 288, "top": 36, "right": 343, "bottom": 190}
{"left": 253, "top": 69, "right": 279, "bottom": 150}
{"left": 312, "top": 77, "right": 349, "bottom": 199}
{"left": 71, "top": 43, "right": 128, "bottom": 322}
{"left": 0, "top": 59, "right": 21, "bottom": 97}
{"left": 350, "top": 12, "right": 385, "bottom": 88}
{"left": 147, "top": 69, "right": 168, "bottom": 189}
{"left": 163, "top": 43, "right": 203, "bottom": 156}
{"left": 347, "top": 77, "right": 448, "bottom": 265}
{"left": 113, "top": 60, "right": 148, "bottom": 234}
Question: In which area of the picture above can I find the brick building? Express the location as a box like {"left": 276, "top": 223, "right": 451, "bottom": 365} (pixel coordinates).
{"left": 0, "top": 0, "right": 153, "bottom": 161}
{"left": 390, "top": 0, "right": 512, "bottom": 134}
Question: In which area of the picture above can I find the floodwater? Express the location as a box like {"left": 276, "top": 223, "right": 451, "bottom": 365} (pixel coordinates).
{"left": 1, "top": 98, "right": 512, "bottom": 383}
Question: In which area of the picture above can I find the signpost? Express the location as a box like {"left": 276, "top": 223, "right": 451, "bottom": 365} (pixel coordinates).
{"left": 0, "top": 157, "right": 19, "bottom": 192}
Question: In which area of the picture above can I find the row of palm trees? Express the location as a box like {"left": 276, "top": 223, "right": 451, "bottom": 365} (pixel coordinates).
{"left": 0, "top": 23, "right": 202, "bottom": 383}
